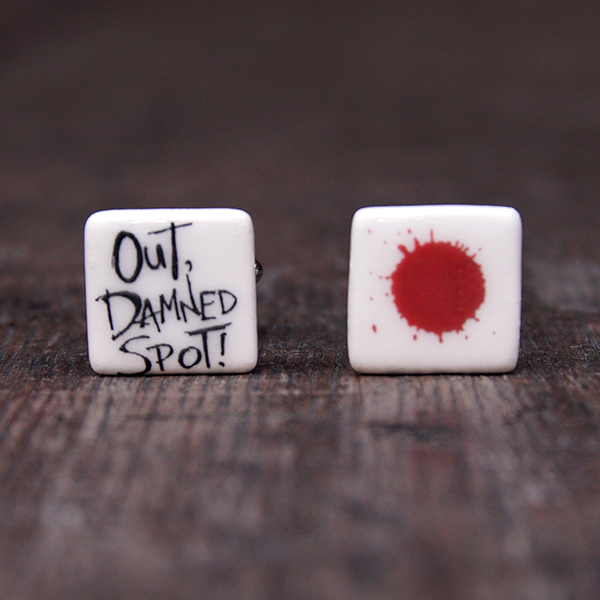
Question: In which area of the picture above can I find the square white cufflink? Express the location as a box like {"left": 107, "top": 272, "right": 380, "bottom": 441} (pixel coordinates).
{"left": 347, "top": 205, "right": 522, "bottom": 374}
{"left": 85, "top": 208, "right": 258, "bottom": 374}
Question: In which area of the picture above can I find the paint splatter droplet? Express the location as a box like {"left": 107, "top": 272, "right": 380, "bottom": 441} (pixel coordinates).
{"left": 390, "top": 232, "right": 485, "bottom": 342}
{"left": 372, "top": 324, "right": 377, "bottom": 333}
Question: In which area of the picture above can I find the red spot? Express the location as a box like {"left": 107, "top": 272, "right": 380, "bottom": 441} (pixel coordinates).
{"left": 413, "top": 334, "right": 417, "bottom": 341}
{"left": 368, "top": 229, "right": 372, "bottom": 234}
{"left": 372, "top": 324, "right": 377, "bottom": 333}
{"left": 390, "top": 232, "right": 485, "bottom": 342}
{"left": 370, "top": 297, "right": 373, "bottom": 301}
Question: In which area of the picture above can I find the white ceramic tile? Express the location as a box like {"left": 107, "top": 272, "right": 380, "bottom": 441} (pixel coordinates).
{"left": 85, "top": 208, "right": 258, "bottom": 375}
{"left": 347, "top": 205, "right": 522, "bottom": 374}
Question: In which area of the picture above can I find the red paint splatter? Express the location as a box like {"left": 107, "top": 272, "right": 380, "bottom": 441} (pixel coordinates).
{"left": 372, "top": 324, "right": 377, "bottom": 333}
{"left": 390, "top": 232, "right": 485, "bottom": 342}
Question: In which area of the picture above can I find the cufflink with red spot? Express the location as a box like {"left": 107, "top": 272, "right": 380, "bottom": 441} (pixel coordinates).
{"left": 347, "top": 205, "right": 522, "bottom": 374}
{"left": 85, "top": 208, "right": 258, "bottom": 375}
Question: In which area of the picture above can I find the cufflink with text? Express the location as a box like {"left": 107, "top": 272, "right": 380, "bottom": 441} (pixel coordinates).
{"left": 85, "top": 208, "right": 258, "bottom": 375}
{"left": 347, "top": 205, "right": 522, "bottom": 374}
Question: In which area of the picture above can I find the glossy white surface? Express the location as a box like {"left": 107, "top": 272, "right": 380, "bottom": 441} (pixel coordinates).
{"left": 85, "top": 208, "right": 257, "bottom": 374}
{"left": 347, "top": 205, "right": 522, "bottom": 373}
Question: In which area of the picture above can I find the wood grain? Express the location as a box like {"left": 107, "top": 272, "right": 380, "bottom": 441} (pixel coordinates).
{"left": 1, "top": 1, "right": 600, "bottom": 598}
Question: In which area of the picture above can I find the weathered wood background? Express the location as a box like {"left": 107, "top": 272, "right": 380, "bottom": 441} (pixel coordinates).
{"left": 1, "top": 1, "right": 600, "bottom": 598}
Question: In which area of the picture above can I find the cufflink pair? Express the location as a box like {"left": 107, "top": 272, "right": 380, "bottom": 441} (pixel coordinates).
{"left": 85, "top": 205, "right": 522, "bottom": 376}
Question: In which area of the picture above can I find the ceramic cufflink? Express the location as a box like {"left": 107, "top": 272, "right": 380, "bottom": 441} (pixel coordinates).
{"left": 85, "top": 208, "right": 258, "bottom": 375}
{"left": 347, "top": 205, "right": 522, "bottom": 374}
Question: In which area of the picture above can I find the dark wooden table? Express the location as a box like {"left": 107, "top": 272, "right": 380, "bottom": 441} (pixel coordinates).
{"left": 1, "top": 1, "right": 600, "bottom": 598}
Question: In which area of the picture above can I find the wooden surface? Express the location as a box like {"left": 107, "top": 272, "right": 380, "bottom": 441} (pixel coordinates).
{"left": 1, "top": 1, "right": 600, "bottom": 598}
